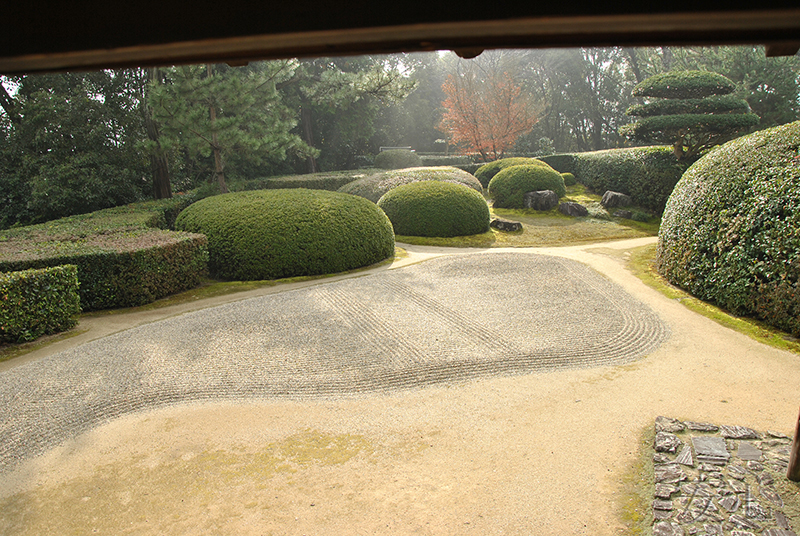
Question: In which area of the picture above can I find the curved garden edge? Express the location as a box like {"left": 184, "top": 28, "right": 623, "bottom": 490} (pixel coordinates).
{"left": 1, "top": 235, "right": 798, "bottom": 535}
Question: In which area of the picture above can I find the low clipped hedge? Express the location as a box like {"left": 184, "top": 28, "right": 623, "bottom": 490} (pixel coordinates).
{"left": 0, "top": 231, "right": 208, "bottom": 311}
{"left": 175, "top": 189, "right": 395, "bottom": 281}
{"left": 569, "top": 146, "right": 691, "bottom": 214}
{"left": 374, "top": 149, "right": 422, "bottom": 169}
{"left": 657, "top": 120, "right": 800, "bottom": 336}
{"left": 419, "top": 155, "right": 472, "bottom": 167}
{"left": 0, "top": 198, "right": 209, "bottom": 311}
{"left": 488, "top": 164, "right": 566, "bottom": 209}
{"left": 338, "top": 166, "right": 483, "bottom": 203}
{"left": 1, "top": 265, "right": 81, "bottom": 343}
{"left": 377, "top": 181, "right": 490, "bottom": 238}
{"left": 474, "top": 157, "right": 552, "bottom": 188}
{"left": 237, "top": 171, "right": 368, "bottom": 192}
{"left": 538, "top": 154, "right": 577, "bottom": 175}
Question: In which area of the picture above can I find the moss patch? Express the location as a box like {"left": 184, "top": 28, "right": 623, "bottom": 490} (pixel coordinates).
{"left": 628, "top": 243, "right": 800, "bottom": 355}
{"left": 616, "top": 424, "right": 655, "bottom": 536}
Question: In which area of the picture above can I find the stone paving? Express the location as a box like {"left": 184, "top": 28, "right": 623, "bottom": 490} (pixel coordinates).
{"left": 652, "top": 416, "right": 798, "bottom": 536}
{"left": 0, "top": 251, "right": 669, "bottom": 474}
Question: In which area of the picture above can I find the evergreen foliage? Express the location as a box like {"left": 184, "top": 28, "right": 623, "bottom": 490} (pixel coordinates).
{"left": 175, "top": 189, "right": 395, "bottom": 281}
{"left": 560, "top": 173, "right": 576, "bottom": 186}
{"left": 657, "top": 121, "right": 800, "bottom": 336}
{"left": 377, "top": 181, "right": 490, "bottom": 237}
{"left": 622, "top": 70, "right": 759, "bottom": 160}
{"left": 570, "top": 146, "right": 692, "bottom": 214}
{"left": 374, "top": 149, "right": 422, "bottom": 169}
{"left": 338, "top": 166, "right": 482, "bottom": 203}
{"left": 488, "top": 164, "right": 566, "bottom": 208}
{"left": 0, "top": 198, "right": 208, "bottom": 311}
{"left": 0, "top": 265, "right": 81, "bottom": 343}
{"left": 474, "top": 157, "right": 553, "bottom": 188}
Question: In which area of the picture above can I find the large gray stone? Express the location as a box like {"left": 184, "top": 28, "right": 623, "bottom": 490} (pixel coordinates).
{"left": 693, "top": 436, "right": 730, "bottom": 464}
{"left": 601, "top": 190, "right": 632, "bottom": 208}
{"left": 655, "top": 431, "right": 682, "bottom": 453}
{"left": 489, "top": 217, "right": 522, "bottom": 232}
{"left": 558, "top": 202, "right": 589, "bottom": 217}
{"left": 523, "top": 190, "right": 559, "bottom": 210}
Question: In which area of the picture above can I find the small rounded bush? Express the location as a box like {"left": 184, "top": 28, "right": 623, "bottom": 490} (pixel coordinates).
{"left": 374, "top": 149, "right": 422, "bottom": 169}
{"left": 488, "top": 164, "right": 566, "bottom": 209}
{"left": 377, "top": 181, "right": 490, "bottom": 238}
{"left": 561, "top": 172, "right": 576, "bottom": 186}
{"left": 175, "top": 189, "right": 395, "bottom": 281}
{"left": 474, "top": 157, "right": 552, "bottom": 188}
{"left": 338, "top": 166, "right": 482, "bottom": 203}
{"left": 657, "top": 120, "right": 800, "bottom": 336}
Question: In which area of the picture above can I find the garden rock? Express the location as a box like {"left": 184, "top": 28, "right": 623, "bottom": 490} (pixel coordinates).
{"left": 490, "top": 218, "right": 522, "bottom": 232}
{"left": 558, "top": 202, "right": 588, "bottom": 217}
{"left": 614, "top": 209, "right": 633, "bottom": 219}
{"left": 601, "top": 190, "right": 632, "bottom": 209}
{"left": 523, "top": 190, "right": 558, "bottom": 211}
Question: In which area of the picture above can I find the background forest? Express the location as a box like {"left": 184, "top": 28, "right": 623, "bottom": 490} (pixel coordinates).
{"left": 1, "top": 46, "right": 799, "bottom": 229}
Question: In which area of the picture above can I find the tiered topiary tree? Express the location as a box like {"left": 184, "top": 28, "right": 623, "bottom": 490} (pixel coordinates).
{"left": 622, "top": 71, "right": 759, "bottom": 161}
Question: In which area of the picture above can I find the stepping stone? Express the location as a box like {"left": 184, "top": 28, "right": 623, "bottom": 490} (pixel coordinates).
{"left": 685, "top": 421, "right": 719, "bottom": 432}
{"left": 737, "top": 442, "right": 762, "bottom": 461}
{"left": 675, "top": 444, "right": 694, "bottom": 466}
{"left": 720, "top": 425, "right": 760, "bottom": 439}
{"left": 692, "top": 436, "right": 730, "bottom": 464}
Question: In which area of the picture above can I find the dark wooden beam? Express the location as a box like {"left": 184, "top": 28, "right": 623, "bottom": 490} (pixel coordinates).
{"left": 3, "top": 7, "right": 799, "bottom": 73}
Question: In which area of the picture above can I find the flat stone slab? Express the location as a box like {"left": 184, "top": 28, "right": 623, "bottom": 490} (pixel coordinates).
{"left": 0, "top": 252, "right": 669, "bottom": 474}
{"left": 652, "top": 418, "right": 798, "bottom": 536}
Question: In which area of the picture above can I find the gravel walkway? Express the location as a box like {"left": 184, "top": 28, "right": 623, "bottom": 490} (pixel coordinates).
{"left": 0, "top": 251, "right": 669, "bottom": 473}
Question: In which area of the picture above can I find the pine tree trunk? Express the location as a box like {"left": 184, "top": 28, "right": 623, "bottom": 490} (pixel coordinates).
{"left": 301, "top": 107, "right": 318, "bottom": 173}
{"left": 207, "top": 64, "right": 229, "bottom": 193}
{"left": 144, "top": 68, "right": 172, "bottom": 199}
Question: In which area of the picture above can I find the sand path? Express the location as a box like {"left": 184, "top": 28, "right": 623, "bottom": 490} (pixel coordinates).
{"left": 1, "top": 237, "right": 798, "bottom": 535}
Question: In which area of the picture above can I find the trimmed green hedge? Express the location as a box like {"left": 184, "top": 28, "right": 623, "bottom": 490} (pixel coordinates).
{"left": 338, "top": 166, "right": 483, "bottom": 203}
{"left": 1, "top": 265, "right": 81, "bottom": 343}
{"left": 538, "top": 154, "right": 577, "bottom": 175}
{"left": 474, "top": 157, "right": 552, "bottom": 188}
{"left": 657, "top": 120, "right": 800, "bottom": 336}
{"left": 561, "top": 173, "right": 576, "bottom": 186}
{"left": 0, "top": 197, "right": 209, "bottom": 311}
{"left": 374, "top": 149, "right": 422, "bottom": 169}
{"left": 488, "top": 164, "right": 566, "bottom": 209}
{"left": 569, "top": 146, "right": 691, "bottom": 214}
{"left": 175, "top": 189, "right": 395, "bottom": 281}
{"left": 236, "top": 171, "right": 368, "bottom": 192}
{"left": 419, "top": 155, "right": 472, "bottom": 167}
{"left": 632, "top": 70, "right": 736, "bottom": 99}
{"left": 377, "top": 181, "right": 490, "bottom": 238}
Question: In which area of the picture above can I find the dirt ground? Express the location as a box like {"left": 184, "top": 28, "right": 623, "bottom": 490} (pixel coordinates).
{"left": 1, "top": 237, "right": 798, "bottom": 535}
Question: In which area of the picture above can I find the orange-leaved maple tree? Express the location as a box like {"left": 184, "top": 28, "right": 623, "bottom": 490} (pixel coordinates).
{"left": 439, "top": 70, "right": 537, "bottom": 162}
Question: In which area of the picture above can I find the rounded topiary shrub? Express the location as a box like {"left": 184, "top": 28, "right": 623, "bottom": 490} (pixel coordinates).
{"left": 474, "top": 157, "right": 552, "bottom": 188}
{"left": 377, "top": 181, "right": 490, "bottom": 238}
{"left": 561, "top": 172, "right": 576, "bottom": 186}
{"left": 338, "top": 166, "right": 483, "bottom": 203}
{"left": 657, "top": 120, "right": 800, "bottom": 336}
{"left": 175, "top": 189, "right": 395, "bottom": 281}
{"left": 488, "top": 164, "right": 566, "bottom": 209}
{"left": 374, "top": 149, "right": 422, "bottom": 169}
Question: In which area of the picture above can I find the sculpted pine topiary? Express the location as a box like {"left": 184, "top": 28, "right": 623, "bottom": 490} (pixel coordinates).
{"left": 622, "top": 71, "right": 759, "bottom": 161}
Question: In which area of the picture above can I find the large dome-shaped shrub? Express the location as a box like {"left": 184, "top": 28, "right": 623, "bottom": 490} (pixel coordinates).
{"left": 474, "top": 157, "right": 553, "bottom": 188}
{"left": 374, "top": 149, "right": 422, "bottom": 169}
{"left": 338, "top": 166, "right": 483, "bottom": 203}
{"left": 658, "top": 121, "right": 800, "bottom": 336}
{"left": 488, "top": 164, "right": 566, "bottom": 209}
{"left": 175, "top": 189, "right": 395, "bottom": 280}
{"left": 377, "top": 181, "right": 490, "bottom": 237}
